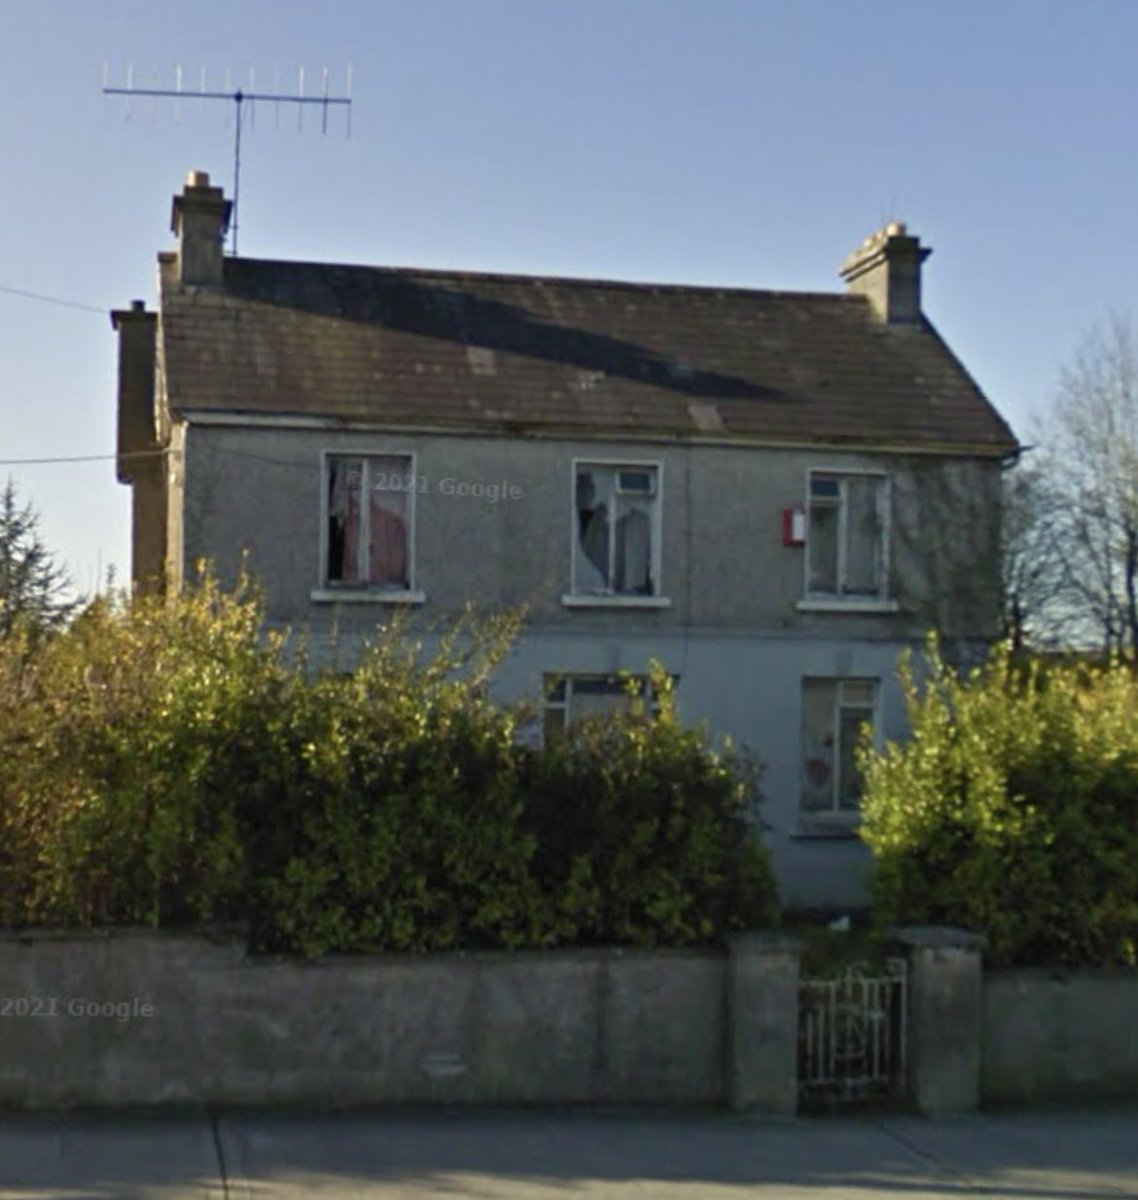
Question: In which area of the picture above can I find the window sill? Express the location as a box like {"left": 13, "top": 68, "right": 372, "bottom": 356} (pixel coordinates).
{"left": 791, "top": 816, "right": 862, "bottom": 840}
{"left": 796, "top": 597, "right": 900, "bottom": 614}
{"left": 311, "top": 589, "right": 427, "bottom": 606}
{"left": 560, "top": 594, "right": 673, "bottom": 610}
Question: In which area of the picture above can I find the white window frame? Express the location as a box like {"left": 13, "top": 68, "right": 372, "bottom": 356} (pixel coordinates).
{"left": 799, "top": 677, "right": 881, "bottom": 824}
{"left": 543, "top": 672, "right": 670, "bottom": 742}
{"left": 562, "top": 457, "right": 670, "bottom": 609}
{"left": 312, "top": 450, "right": 426, "bottom": 605}
{"left": 799, "top": 468, "right": 896, "bottom": 613}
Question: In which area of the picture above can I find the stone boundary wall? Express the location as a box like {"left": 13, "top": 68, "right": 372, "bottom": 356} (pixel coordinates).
{"left": 9, "top": 925, "right": 1130, "bottom": 1113}
{"left": 888, "top": 931, "right": 1138, "bottom": 1112}
{"left": 0, "top": 929, "right": 801, "bottom": 1113}
{"left": 982, "top": 968, "right": 1138, "bottom": 1105}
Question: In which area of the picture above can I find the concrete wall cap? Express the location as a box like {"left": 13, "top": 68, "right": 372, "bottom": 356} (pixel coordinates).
{"left": 890, "top": 924, "right": 988, "bottom": 951}
{"left": 0, "top": 923, "right": 248, "bottom": 945}
{"left": 726, "top": 931, "right": 806, "bottom": 956}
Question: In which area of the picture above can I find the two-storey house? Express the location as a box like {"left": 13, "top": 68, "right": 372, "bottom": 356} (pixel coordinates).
{"left": 112, "top": 171, "right": 1018, "bottom": 908}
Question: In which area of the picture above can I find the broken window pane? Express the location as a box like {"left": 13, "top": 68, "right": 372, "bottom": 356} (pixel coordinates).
{"left": 326, "top": 454, "right": 410, "bottom": 588}
{"left": 327, "top": 457, "right": 364, "bottom": 584}
{"left": 575, "top": 468, "right": 612, "bottom": 591}
{"left": 574, "top": 464, "right": 659, "bottom": 596}
{"left": 367, "top": 455, "right": 409, "bottom": 587}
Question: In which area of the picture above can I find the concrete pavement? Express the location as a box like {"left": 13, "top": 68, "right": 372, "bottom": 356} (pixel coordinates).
{"left": 0, "top": 1106, "right": 1136, "bottom": 1198}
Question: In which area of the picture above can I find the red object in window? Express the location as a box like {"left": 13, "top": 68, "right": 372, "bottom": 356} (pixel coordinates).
{"left": 782, "top": 506, "right": 806, "bottom": 546}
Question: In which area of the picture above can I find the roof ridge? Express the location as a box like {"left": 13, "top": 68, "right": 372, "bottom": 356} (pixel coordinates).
{"left": 228, "top": 256, "right": 850, "bottom": 302}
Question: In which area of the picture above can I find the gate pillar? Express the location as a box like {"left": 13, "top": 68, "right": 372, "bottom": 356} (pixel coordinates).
{"left": 891, "top": 926, "right": 986, "bottom": 1115}
{"left": 726, "top": 932, "right": 803, "bottom": 1115}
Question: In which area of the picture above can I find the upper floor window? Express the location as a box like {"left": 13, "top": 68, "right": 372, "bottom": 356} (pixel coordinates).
{"left": 807, "top": 471, "right": 889, "bottom": 599}
{"left": 573, "top": 462, "right": 660, "bottom": 596}
{"left": 324, "top": 453, "right": 413, "bottom": 590}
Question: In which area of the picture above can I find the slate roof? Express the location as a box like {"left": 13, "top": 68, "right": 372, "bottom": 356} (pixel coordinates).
{"left": 157, "top": 255, "right": 1018, "bottom": 455}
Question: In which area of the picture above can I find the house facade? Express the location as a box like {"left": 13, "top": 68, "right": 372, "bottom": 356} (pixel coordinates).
{"left": 113, "top": 171, "right": 1018, "bottom": 909}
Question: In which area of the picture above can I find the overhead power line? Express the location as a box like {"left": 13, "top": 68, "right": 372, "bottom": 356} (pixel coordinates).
{"left": 0, "top": 283, "right": 105, "bottom": 315}
{"left": 0, "top": 450, "right": 169, "bottom": 467}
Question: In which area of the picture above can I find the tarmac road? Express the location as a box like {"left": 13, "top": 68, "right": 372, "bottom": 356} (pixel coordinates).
{"left": 1, "top": 1105, "right": 1136, "bottom": 1198}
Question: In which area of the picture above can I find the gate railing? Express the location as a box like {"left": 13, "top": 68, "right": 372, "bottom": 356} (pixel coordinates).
{"left": 798, "top": 957, "right": 907, "bottom": 1106}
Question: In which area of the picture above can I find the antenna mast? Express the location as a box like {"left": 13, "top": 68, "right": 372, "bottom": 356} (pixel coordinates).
{"left": 103, "top": 65, "right": 353, "bottom": 254}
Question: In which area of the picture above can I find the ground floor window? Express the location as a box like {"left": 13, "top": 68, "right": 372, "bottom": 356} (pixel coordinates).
{"left": 542, "top": 673, "right": 667, "bottom": 743}
{"left": 800, "top": 678, "right": 879, "bottom": 815}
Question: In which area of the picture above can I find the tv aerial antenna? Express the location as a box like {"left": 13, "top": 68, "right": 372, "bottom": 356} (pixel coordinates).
{"left": 102, "top": 64, "right": 353, "bottom": 254}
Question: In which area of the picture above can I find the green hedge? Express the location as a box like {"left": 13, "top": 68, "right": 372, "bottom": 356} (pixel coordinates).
{"left": 859, "top": 636, "right": 1138, "bottom": 967}
{"left": 519, "top": 669, "right": 777, "bottom": 947}
{"left": 0, "top": 574, "right": 776, "bottom": 956}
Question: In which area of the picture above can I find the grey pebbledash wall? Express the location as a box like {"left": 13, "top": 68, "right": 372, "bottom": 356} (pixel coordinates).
{"left": 982, "top": 969, "right": 1138, "bottom": 1105}
{"left": 179, "top": 423, "right": 1004, "bottom": 912}
{"left": 0, "top": 929, "right": 801, "bottom": 1113}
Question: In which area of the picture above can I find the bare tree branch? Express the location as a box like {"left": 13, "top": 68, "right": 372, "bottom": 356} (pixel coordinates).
{"left": 1025, "top": 313, "right": 1138, "bottom": 651}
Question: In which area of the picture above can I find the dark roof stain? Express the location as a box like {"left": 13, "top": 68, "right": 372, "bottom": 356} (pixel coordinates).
{"left": 157, "top": 257, "right": 1018, "bottom": 453}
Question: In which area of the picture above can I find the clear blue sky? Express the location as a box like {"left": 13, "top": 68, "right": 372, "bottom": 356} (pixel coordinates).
{"left": 2, "top": 0, "right": 1136, "bottom": 595}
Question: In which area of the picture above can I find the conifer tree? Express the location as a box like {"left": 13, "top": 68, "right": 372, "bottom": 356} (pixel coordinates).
{"left": 0, "top": 479, "right": 79, "bottom": 635}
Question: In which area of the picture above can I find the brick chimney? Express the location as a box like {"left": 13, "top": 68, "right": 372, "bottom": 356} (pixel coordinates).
{"left": 110, "top": 299, "right": 157, "bottom": 484}
{"left": 840, "top": 222, "right": 930, "bottom": 325}
{"left": 110, "top": 299, "right": 166, "bottom": 591}
{"left": 170, "top": 170, "right": 232, "bottom": 286}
